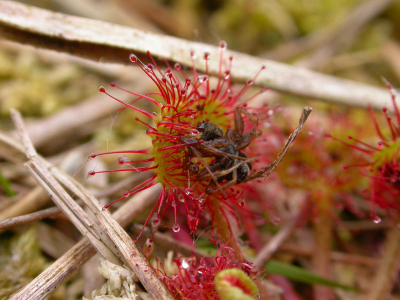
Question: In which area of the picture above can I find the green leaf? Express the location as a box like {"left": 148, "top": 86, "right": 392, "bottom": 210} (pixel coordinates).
{"left": 265, "top": 260, "right": 357, "bottom": 291}
{"left": 0, "top": 170, "right": 16, "bottom": 197}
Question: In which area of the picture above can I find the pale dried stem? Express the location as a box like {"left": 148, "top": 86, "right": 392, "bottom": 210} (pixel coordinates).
{"left": 49, "top": 167, "right": 173, "bottom": 298}
{"left": 83, "top": 255, "right": 104, "bottom": 297}
{"left": 312, "top": 211, "right": 334, "bottom": 300}
{"left": 343, "top": 219, "right": 392, "bottom": 231}
{"left": 0, "top": 129, "right": 26, "bottom": 163}
{"left": 254, "top": 202, "right": 309, "bottom": 267}
{"left": 0, "top": 173, "right": 152, "bottom": 231}
{"left": 263, "top": 0, "right": 393, "bottom": 63}
{"left": 0, "top": 1, "right": 392, "bottom": 110}
{"left": 246, "top": 106, "right": 312, "bottom": 181}
{"left": 254, "top": 216, "right": 299, "bottom": 267}
{"left": 9, "top": 89, "right": 135, "bottom": 148}
{"left": 382, "top": 40, "right": 400, "bottom": 82}
{"left": 366, "top": 227, "right": 400, "bottom": 300}
{"left": 132, "top": 224, "right": 207, "bottom": 258}
{"left": 53, "top": 0, "right": 161, "bottom": 33}
{"left": 0, "top": 186, "right": 48, "bottom": 222}
{"left": 10, "top": 109, "right": 173, "bottom": 300}
{"left": 36, "top": 222, "right": 76, "bottom": 258}
{"left": 25, "top": 156, "right": 122, "bottom": 265}
{"left": 278, "top": 242, "right": 378, "bottom": 268}
{"left": 296, "top": 0, "right": 394, "bottom": 69}
{"left": 115, "top": 0, "right": 175, "bottom": 34}
{"left": 9, "top": 184, "right": 161, "bottom": 300}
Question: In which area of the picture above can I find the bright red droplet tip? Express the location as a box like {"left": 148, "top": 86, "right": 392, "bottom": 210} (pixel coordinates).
{"left": 129, "top": 54, "right": 138, "bottom": 63}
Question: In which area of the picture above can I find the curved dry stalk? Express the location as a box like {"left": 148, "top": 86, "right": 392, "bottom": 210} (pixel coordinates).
{"left": 0, "top": 1, "right": 391, "bottom": 110}
{"left": 132, "top": 224, "right": 207, "bottom": 258}
{"left": 366, "top": 227, "right": 400, "bottom": 300}
{"left": 245, "top": 106, "right": 312, "bottom": 182}
{"left": 278, "top": 243, "right": 378, "bottom": 268}
{"left": 254, "top": 202, "right": 310, "bottom": 267}
{"left": 0, "top": 205, "right": 62, "bottom": 231}
{"left": 312, "top": 210, "right": 334, "bottom": 300}
{"left": 9, "top": 184, "right": 162, "bottom": 300}
{"left": 296, "top": 0, "right": 395, "bottom": 69}
{"left": 8, "top": 77, "right": 151, "bottom": 148}
{"left": 10, "top": 109, "right": 173, "bottom": 300}
{"left": 0, "top": 186, "right": 49, "bottom": 222}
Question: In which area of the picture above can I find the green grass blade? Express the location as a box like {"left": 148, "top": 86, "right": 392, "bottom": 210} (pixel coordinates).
{"left": 265, "top": 260, "right": 357, "bottom": 291}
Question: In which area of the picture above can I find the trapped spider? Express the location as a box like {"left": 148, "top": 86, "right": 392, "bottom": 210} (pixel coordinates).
{"left": 181, "top": 107, "right": 312, "bottom": 197}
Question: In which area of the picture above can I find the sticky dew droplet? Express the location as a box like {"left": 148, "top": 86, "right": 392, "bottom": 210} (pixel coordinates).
{"left": 181, "top": 259, "right": 189, "bottom": 269}
{"left": 372, "top": 215, "right": 381, "bottom": 224}
{"left": 129, "top": 54, "right": 138, "bottom": 63}
{"left": 152, "top": 213, "right": 160, "bottom": 226}
{"left": 195, "top": 195, "right": 205, "bottom": 203}
{"left": 220, "top": 41, "right": 227, "bottom": 50}
{"left": 224, "top": 70, "right": 230, "bottom": 80}
{"left": 198, "top": 75, "right": 208, "bottom": 83}
{"left": 118, "top": 156, "right": 130, "bottom": 165}
{"left": 172, "top": 224, "right": 180, "bottom": 232}
{"left": 178, "top": 194, "right": 185, "bottom": 203}
{"left": 271, "top": 216, "right": 281, "bottom": 225}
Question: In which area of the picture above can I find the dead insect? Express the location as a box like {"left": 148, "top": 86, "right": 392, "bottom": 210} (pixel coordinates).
{"left": 181, "top": 107, "right": 312, "bottom": 198}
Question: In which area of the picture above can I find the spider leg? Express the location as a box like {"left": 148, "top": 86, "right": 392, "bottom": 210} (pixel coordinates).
{"left": 197, "top": 158, "right": 256, "bottom": 181}
{"left": 189, "top": 145, "right": 228, "bottom": 199}
{"left": 198, "top": 142, "right": 248, "bottom": 160}
{"left": 236, "top": 107, "right": 261, "bottom": 136}
{"left": 233, "top": 107, "right": 263, "bottom": 150}
{"left": 244, "top": 106, "right": 312, "bottom": 182}
{"left": 206, "top": 159, "right": 239, "bottom": 194}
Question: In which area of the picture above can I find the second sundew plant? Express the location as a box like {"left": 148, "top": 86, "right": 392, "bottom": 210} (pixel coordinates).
{"left": 91, "top": 42, "right": 310, "bottom": 244}
{"left": 155, "top": 246, "right": 260, "bottom": 300}
{"left": 329, "top": 82, "right": 400, "bottom": 224}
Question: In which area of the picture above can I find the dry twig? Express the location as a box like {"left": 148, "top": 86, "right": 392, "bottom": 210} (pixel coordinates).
{"left": 254, "top": 203, "right": 309, "bottom": 267}
{"left": 9, "top": 184, "right": 161, "bottom": 300}
{"left": 296, "top": 0, "right": 394, "bottom": 69}
{"left": 9, "top": 109, "right": 173, "bottom": 300}
{"left": 0, "top": 205, "right": 62, "bottom": 231}
{"left": 0, "top": 1, "right": 392, "bottom": 110}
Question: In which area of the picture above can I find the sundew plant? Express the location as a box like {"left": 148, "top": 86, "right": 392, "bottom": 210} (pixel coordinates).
{"left": 3, "top": 2, "right": 400, "bottom": 300}
{"left": 88, "top": 43, "right": 311, "bottom": 298}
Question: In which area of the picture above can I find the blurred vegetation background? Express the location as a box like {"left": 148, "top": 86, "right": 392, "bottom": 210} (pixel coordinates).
{"left": 1, "top": 1, "right": 400, "bottom": 299}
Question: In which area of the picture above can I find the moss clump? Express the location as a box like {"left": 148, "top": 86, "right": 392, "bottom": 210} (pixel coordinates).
{"left": 0, "top": 227, "right": 46, "bottom": 300}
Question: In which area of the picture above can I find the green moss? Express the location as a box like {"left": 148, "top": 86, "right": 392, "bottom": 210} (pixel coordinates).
{"left": 0, "top": 227, "right": 46, "bottom": 299}
{"left": 0, "top": 50, "right": 102, "bottom": 117}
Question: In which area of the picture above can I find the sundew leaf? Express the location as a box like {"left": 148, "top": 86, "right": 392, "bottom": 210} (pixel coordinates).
{"left": 265, "top": 260, "right": 357, "bottom": 291}
{"left": 0, "top": 170, "right": 16, "bottom": 197}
